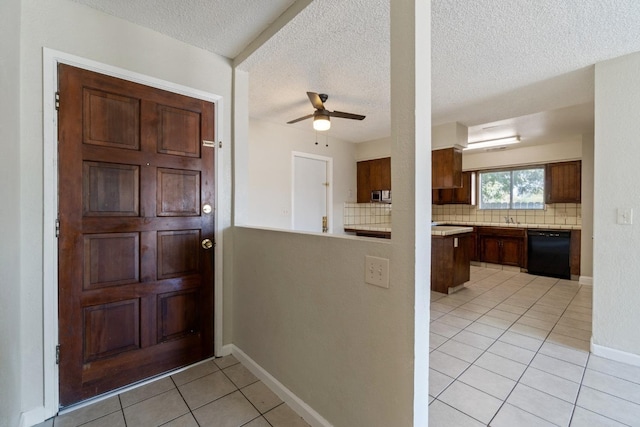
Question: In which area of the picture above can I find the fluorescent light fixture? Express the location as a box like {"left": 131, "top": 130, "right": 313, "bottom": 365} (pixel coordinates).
{"left": 464, "top": 135, "right": 520, "bottom": 150}
{"left": 313, "top": 111, "right": 331, "bottom": 131}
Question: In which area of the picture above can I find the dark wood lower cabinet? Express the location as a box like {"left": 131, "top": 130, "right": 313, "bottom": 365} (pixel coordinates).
{"left": 477, "top": 227, "right": 525, "bottom": 267}
{"left": 431, "top": 233, "right": 471, "bottom": 294}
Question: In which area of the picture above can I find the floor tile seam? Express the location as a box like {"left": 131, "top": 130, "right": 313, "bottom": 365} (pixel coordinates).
{"left": 484, "top": 346, "right": 535, "bottom": 366}
{"left": 454, "top": 373, "right": 515, "bottom": 402}
{"left": 236, "top": 381, "right": 277, "bottom": 417}
{"left": 571, "top": 405, "right": 634, "bottom": 427}
{"left": 584, "top": 365, "right": 640, "bottom": 387}
{"left": 72, "top": 408, "right": 126, "bottom": 427}
{"left": 167, "top": 375, "right": 201, "bottom": 427}
{"left": 567, "top": 352, "right": 593, "bottom": 427}
{"left": 220, "top": 363, "right": 262, "bottom": 390}
{"left": 430, "top": 329, "right": 462, "bottom": 340}
{"left": 578, "top": 383, "right": 640, "bottom": 408}
{"left": 501, "top": 383, "right": 574, "bottom": 427}
{"left": 432, "top": 398, "right": 490, "bottom": 425}
{"left": 486, "top": 400, "right": 564, "bottom": 427}
{"left": 240, "top": 414, "right": 274, "bottom": 427}
{"left": 179, "top": 381, "right": 240, "bottom": 412}
{"left": 66, "top": 401, "right": 124, "bottom": 427}
{"left": 483, "top": 318, "right": 559, "bottom": 427}
{"left": 171, "top": 366, "right": 223, "bottom": 388}
{"left": 518, "top": 366, "right": 583, "bottom": 404}
{"left": 119, "top": 381, "right": 179, "bottom": 409}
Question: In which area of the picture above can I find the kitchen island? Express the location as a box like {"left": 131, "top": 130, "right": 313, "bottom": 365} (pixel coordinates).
{"left": 431, "top": 225, "right": 473, "bottom": 294}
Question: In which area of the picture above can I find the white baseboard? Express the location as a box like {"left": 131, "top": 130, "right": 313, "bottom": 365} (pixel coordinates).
{"left": 591, "top": 339, "right": 640, "bottom": 367}
{"left": 219, "top": 343, "right": 233, "bottom": 357}
{"left": 19, "top": 406, "right": 48, "bottom": 427}
{"left": 579, "top": 276, "right": 593, "bottom": 286}
{"left": 231, "top": 345, "right": 332, "bottom": 427}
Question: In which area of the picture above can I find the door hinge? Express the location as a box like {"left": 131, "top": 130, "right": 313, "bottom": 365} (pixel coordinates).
{"left": 55, "top": 218, "right": 60, "bottom": 237}
{"left": 56, "top": 345, "right": 60, "bottom": 365}
{"left": 55, "top": 92, "right": 60, "bottom": 111}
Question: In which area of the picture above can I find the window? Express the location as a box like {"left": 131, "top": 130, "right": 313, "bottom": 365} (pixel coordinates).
{"left": 479, "top": 167, "right": 545, "bottom": 209}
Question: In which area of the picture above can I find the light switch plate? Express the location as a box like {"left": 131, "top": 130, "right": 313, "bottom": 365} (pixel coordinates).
{"left": 617, "top": 208, "right": 633, "bottom": 225}
{"left": 365, "top": 256, "right": 390, "bottom": 288}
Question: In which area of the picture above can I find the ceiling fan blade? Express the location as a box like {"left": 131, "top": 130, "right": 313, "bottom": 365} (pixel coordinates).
{"left": 307, "top": 92, "right": 325, "bottom": 110}
{"left": 287, "top": 113, "right": 314, "bottom": 124}
{"left": 329, "top": 110, "right": 366, "bottom": 120}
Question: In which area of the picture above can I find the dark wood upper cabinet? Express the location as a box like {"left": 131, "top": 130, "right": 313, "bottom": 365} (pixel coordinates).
{"left": 432, "top": 147, "right": 462, "bottom": 189}
{"left": 356, "top": 157, "right": 391, "bottom": 203}
{"left": 545, "top": 160, "right": 581, "bottom": 203}
{"left": 433, "top": 171, "right": 475, "bottom": 205}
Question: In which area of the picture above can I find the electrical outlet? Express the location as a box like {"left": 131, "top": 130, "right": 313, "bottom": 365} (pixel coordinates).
{"left": 365, "top": 255, "right": 389, "bottom": 288}
{"left": 617, "top": 208, "right": 633, "bottom": 225}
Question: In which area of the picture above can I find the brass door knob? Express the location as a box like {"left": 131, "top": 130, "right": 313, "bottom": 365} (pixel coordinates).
{"left": 201, "top": 239, "right": 213, "bottom": 249}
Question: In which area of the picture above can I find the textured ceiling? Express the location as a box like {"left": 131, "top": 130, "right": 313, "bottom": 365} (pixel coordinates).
{"left": 71, "top": 0, "right": 297, "bottom": 58}
{"left": 73, "top": 0, "right": 640, "bottom": 144}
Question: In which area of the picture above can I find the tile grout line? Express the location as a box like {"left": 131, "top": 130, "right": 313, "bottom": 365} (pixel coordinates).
{"left": 167, "top": 375, "right": 201, "bottom": 427}
{"left": 432, "top": 270, "right": 592, "bottom": 426}
{"left": 486, "top": 280, "right": 588, "bottom": 426}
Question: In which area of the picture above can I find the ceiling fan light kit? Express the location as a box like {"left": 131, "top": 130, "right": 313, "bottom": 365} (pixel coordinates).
{"left": 288, "top": 91, "right": 366, "bottom": 132}
{"left": 313, "top": 110, "right": 331, "bottom": 131}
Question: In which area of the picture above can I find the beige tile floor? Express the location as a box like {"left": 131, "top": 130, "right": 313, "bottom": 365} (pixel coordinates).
{"left": 429, "top": 266, "right": 640, "bottom": 427}
{"left": 35, "top": 355, "right": 310, "bottom": 427}
{"left": 34, "top": 266, "right": 640, "bottom": 426}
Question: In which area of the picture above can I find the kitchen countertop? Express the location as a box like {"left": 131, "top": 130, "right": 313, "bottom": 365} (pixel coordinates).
{"left": 344, "top": 223, "right": 473, "bottom": 236}
{"left": 432, "top": 221, "right": 581, "bottom": 230}
{"left": 345, "top": 221, "right": 580, "bottom": 237}
{"left": 344, "top": 223, "right": 391, "bottom": 233}
{"left": 431, "top": 225, "right": 473, "bottom": 236}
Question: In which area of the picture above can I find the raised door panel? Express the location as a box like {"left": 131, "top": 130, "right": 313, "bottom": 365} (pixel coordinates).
{"left": 546, "top": 161, "right": 581, "bottom": 203}
{"left": 370, "top": 157, "right": 391, "bottom": 190}
{"left": 431, "top": 237, "right": 453, "bottom": 293}
{"left": 468, "top": 230, "right": 478, "bottom": 262}
{"left": 432, "top": 147, "right": 462, "bottom": 189}
{"left": 480, "top": 236, "right": 501, "bottom": 264}
{"left": 501, "top": 238, "right": 523, "bottom": 267}
{"left": 570, "top": 230, "right": 581, "bottom": 276}
{"left": 453, "top": 234, "right": 471, "bottom": 286}
{"left": 356, "top": 160, "right": 371, "bottom": 203}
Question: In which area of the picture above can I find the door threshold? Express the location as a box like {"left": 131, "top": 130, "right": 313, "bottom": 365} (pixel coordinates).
{"left": 58, "top": 356, "right": 218, "bottom": 414}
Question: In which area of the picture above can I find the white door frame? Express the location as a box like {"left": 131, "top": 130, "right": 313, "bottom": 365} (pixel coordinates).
{"left": 41, "top": 48, "right": 225, "bottom": 419}
{"left": 291, "top": 151, "right": 333, "bottom": 233}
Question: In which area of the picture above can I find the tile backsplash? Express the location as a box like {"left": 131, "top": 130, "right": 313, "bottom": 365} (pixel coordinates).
{"left": 432, "top": 203, "right": 582, "bottom": 227}
{"left": 344, "top": 202, "right": 392, "bottom": 226}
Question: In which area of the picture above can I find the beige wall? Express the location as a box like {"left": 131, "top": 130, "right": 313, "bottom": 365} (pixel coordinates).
{"left": 462, "top": 135, "right": 582, "bottom": 170}
{"left": 232, "top": 1, "right": 431, "bottom": 425}
{"left": 247, "top": 118, "right": 357, "bottom": 233}
{"left": 355, "top": 136, "right": 392, "bottom": 161}
{"left": 16, "top": 0, "right": 234, "bottom": 420}
{"left": 593, "top": 52, "right": 640, "bottom": 357}
{"left": 0, "top": 0, "right": 23, "bottom": 425}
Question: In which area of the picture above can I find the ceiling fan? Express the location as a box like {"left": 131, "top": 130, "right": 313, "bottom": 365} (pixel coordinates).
{"left": 287, "top": 92, "right": 366, "bottom": 131}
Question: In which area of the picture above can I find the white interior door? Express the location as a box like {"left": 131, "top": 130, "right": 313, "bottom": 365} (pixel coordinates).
{"left": 293, "top": 153, "right": 332, "bottom": 233}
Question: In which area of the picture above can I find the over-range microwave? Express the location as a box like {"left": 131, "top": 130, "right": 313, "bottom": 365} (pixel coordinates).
{"left": 371, "top": 190, "right": 391, "bottom": 203}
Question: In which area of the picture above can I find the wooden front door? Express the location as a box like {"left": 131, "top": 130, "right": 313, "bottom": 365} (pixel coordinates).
{"left": 57, "top": 64, "right": 215, "bottom": 406}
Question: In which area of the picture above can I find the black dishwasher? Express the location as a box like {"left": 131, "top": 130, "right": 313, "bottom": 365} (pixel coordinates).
{"left": 527, "top": 230, "right": 571, "bottom": 279}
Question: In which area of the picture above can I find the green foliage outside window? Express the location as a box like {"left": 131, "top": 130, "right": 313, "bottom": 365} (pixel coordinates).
{"left": 479, "top": 167, "right": 544, "bottom": 209}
